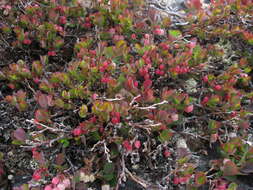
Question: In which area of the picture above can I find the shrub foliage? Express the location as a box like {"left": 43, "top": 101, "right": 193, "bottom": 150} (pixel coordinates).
{"left": 1, "top": 0, "right": 253, "bottom": 189}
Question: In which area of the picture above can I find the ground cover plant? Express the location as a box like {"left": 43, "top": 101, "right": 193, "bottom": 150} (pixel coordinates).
{"left": 0, "top": 0, "right": 253, "bottom": 189}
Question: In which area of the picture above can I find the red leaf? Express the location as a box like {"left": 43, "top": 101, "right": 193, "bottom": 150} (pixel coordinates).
{"left": 72, "top": 127, "right": 82, "bottom": 136}
{"left": 143, "top": 79, "right": 152, "bottom": 90}
{"left": 241, "top": 0, "right": 250, "bottom": 5}
{"left": 163, "top": 149, "right": 171, "bottom": 158}
{"left": 32, "top": 169, "right": 42, "bottom": 181}
{"left": 123, "top": 140, "right": 132, "bottom": 152}
{"left": 189, "top": 0, "right": 202, "bottom": 9}
{"left": 134, "top": 140, "right": 141, "bottom": 149}
{"left": 32, "top": 148, "right": 46, "bottom": 164}
{"left": 184, "top": 105, "right": 194, "bottom": 113}
{"left": 143, "top": 89, "right": 154, "bottom": 102}
{"left": 13, "top": 128, "right": 26, "bottom": 141}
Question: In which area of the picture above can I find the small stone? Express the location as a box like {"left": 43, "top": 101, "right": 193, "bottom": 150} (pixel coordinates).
{"left": 8, "top": 175, "right": 13, "bottom": 180}
{"left": 89, "top": 175, "right": 95, "bottom": 182}
{"left": 228, "top": 132, "right": 237, "bottom": 138}
{"left": 101, "top": 184, "right": 110, "bottom": 190}
{"left": 176, "top": 138, "right": 188, "bottom": 149}
{"left": 132, "top": 164, "right": 139, "bottom": 169}
{"left": 80, "top": 172, "right": 90, "bottom": 183}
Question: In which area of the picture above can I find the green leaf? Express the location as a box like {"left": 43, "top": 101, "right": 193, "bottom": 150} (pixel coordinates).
{"left": 12, "top": 140, "right": 24, "bottom": 145}
{"left": 103, "top": 173, "right": 114, "bottom": 181}
{"left": 207, "top": 95, "right": 220, "bottom": 107}
{"left": 168, "top": 30, "right": 182, "bottom": 38}
{"left": 21, "top": 184, "right": 29, "bottom": 190}
{"left": 103, "top": 162, "right": 114, "bottom": 173}
{"left": 90, "top": 131, "right": 101, "bottom": 141}
{"left": 102, "top": 162, "right": 116, "bottom": 185}
{"left": 222, "top": 142, "right": 236, "bottom": 155}
{"left": 59, "top": 138, "right": 70, "bottom": 148}
{"left": 195, "top": 172, "right": 207, "bottom": 186}
{"left": 227, "top": 182, "right": 238, "bottom": 190}
{"left": 103, "top": 46, "right": 114, "bottom": 59}
{"left": 159, "top": 129, "right": 172, "bottom": 143}
{"left": 0, "top": 152, "right": 3, "bottom": 160}
{"left": 208, "top": 120, "right": 219, "bottom": 133}
{"left": 79, "top": 104, "right": 88, "bottom": 118}
{"left": 244, "top": 67, "right": 252, "bottom": 73}
{"left": 193, "top": 45, "right": 202, "bottom": 61}
{"left": 118, "top": 74, "right": 126, "bottom": 84}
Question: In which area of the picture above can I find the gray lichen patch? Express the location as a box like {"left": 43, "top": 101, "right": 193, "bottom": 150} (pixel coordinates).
{"left": 185, "top": 78, "right": 198, "bottom": 94}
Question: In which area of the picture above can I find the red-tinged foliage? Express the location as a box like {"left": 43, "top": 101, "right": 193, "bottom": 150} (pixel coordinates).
{"left": 1, "top": 0, "right": 253, "bottom": 189}
{"left": 222, "top": 159, "right": 240, "bottom": 176}
{"left": 72, "top": 127, "right": 83, "bottom": 136}
{"left": 143, "top": 79, "right": 152, "bottom": 90}
{"left": 32, "top": 169, "right": 42, "bottom": 181}
{"left": 23, "top": 39, "right": 32, "bottom": 45}
{"left": 188, "top": 0, "right": 202, "bottom": 10}
{"left": 173, "top": 176, "right": 191, "bottom": 185}
{"left": 44, "top": 185, "right": 53, "bottom": 190}
{"left": 13, "top": 128, "right": 27, "bottom": 142}
{"left": 48, "top": 51, "right": 56, "bottom": 56}
{"left": 123, "top": 140, "right": 132, "bottom": 152}
{"left": 32, "top": 148, "right": 46, "bottom": 165}
{"left": 163, "top": 149, "right": 171, "bottom": 158}
{"left": 184, "top": 105, "right": 194, "bottom": 113}
{"left": 52, "top": 177, "right": 60, "bottom": 185}
{"left": 35, "top": 109, "right": 51, "bottom": 123}
{"left": 214, "top": 84, "right": 222, "bottom": 91}
{"left": 134, "top": 140, "right": 141, "bottom": 149}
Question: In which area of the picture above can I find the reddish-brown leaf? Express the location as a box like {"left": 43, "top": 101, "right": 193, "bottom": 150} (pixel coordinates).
{"left": 38, "top": 93, "right": 48, "bottom": 108}
{"left": 189, "top": 0, "right": 202, "bottom": 10}
{"left": 35, "top": 109, "right": 50, "bottom": 122}
{"left": 55, "top": 153, "right": 65, "bottom": 165}
{"left": 13, "top": 128, "right": 26, "bottom": 141}
{"left": 223, "top": 159, "right": 239, "bottom": 176}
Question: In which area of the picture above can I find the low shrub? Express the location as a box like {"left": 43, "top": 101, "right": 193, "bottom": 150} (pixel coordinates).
{"left": 0, "top": 0, "right": 253, "bottom": 189}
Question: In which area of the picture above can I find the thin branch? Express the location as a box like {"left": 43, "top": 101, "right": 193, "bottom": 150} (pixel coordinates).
{"left": 125, "top": 167, "right": 150, "bottom": 189}
{"left": 26, "top": 119, "right": 69, "bottom": 133}
{"left": 134, "top": 100, "right": 168, "bottom": 110}
{"left": 103, "top": 141, "right": 112, "bottom": 163}
{"left": 130, "top": 94, "right": 141, "bottom": 107}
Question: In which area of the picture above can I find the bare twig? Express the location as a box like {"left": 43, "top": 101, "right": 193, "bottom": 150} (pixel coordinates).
{"left": 21, "top": 133, "right": 65, "bottom": 148}
{"left": 100, "top": 97, "right": 125, "bottom": 102}
{"left": 103, "top": 141, "right": 112, "bottom": 163}
{"left": 90, "top": 140, "right": 112, "bottom": 162}
{"left": 134, "top": 100, "right": 168, "bottom": 110}
{"left": 116, "top": 152, "right": 127, "bottom": 190}
{"left": 90, "top": 140, "right": 105, "bottom": 151}
{"left": 25, "top": 79, "right": 36, "bottom": 94}
{"left": 26, "top": 119, "right": 69, "bottom": 133}
{"left": 129, "top": 94, "right": 141, "bottom": 107}
{"left": 125, "top": 167, "right": 150, "bottom": 189}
